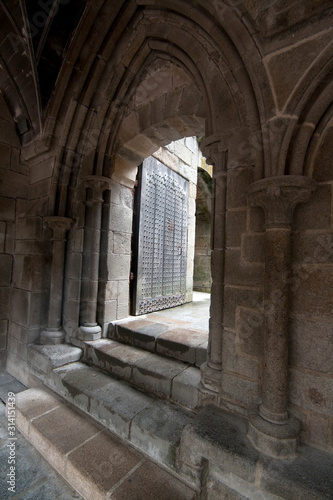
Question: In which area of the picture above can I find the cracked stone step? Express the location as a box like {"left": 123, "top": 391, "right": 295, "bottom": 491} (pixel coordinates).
{"left": 82, "top": 339, "right": 201, "bottom": 410}
{"left": 28, "top": 345, "right": 195, "bottom": 471}
{"left": 15, "top": 387, "right": 197, "bottom": 500}
{"left": 108, "top": 318, "right": 208, "bottom": 367}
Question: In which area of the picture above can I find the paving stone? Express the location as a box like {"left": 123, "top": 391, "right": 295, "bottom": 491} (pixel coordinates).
{"left": 15, "top": 387, "right": 61, "bottom": 435}
{"left": 0, "top": 423, "right": 82, "bottom": 499}
{"left": 132, "top": 353, "right": 187, "bottom": 398}
{"left": 130, "top": 400, "right": 194, "bottom": 467}
{"left": 29, "top": 404, "right": 101, "bottom": 476}
{"left": 67, "top": 431, "right": 142, "bottom": 500}
{"left": 172, "top": 367, "right": 201, "bottom": 410}
{"left": 111, "top": 459, "right": 197, "bottom": 500}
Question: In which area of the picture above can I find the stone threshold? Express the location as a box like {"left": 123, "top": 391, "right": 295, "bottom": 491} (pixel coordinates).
{"left": 81, "top": 338, "right": 201, "bottom": 410}
{"left": 108, "top": 317, "right": 208, "bottom": 367}
{"left": 15, "top": 386, "right": 197, "bottom": 500}
{"left": 27, "top": 344, "right": 196, "bottom": 470}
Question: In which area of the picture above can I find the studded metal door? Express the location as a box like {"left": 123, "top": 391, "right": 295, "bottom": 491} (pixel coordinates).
{"left": 131, "top": 157, "right": 188, "bottom": 315}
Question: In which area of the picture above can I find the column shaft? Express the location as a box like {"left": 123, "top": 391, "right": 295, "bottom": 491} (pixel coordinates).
{"left": 40, "top": 217, "right": 72, "bottom": 345}
{"left": 260, "top": 227, "right": 291, "bottom": 422}
{"left": 78, "top": 175, "right": 112, "bottom": 341}
{"left": 247, "top": 175, "right": 316, "bottom": 458}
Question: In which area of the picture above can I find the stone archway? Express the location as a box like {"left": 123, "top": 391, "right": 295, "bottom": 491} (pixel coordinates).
{"left": 52, "top": 3, "right": 269, "bottom": 427}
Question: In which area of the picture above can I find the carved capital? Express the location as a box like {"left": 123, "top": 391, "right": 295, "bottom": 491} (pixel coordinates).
{"left": 85, "top": 175, "right": 112, "bottom": 204}
{"left": 200, "top": 135, "right": 227, "bottom": 173}
{"left": 44, "top": 216, "right": 73, "bottom": 241}
{"left": 247, "top": 176, "right": 317, "bottom": 228}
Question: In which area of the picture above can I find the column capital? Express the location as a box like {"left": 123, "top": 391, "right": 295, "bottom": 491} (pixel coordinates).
{"left": 247, "top": 175, "right": 317, "bottom": 228}
{"left": 85, "top": 175, "right": 112, "bottom": 203}
{"left": 44, "top": 216, "right": 73, "bottom": 241}
{"left": 200, "top": 135, "right": 228, "bottom": 172}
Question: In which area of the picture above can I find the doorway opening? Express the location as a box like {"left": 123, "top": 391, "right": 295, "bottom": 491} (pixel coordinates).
{"left": 129, "top": 137, "right": 212, "bottom": 324}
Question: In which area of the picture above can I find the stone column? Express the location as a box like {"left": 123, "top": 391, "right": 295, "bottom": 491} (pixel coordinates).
{"left": 78, "top": 175, "right": 112, "bottom": 341}
{"left": 199, "top": 137, "right": 227, "bottom": 393}
{"left": 247, "top": 175, "right": 316, "bottom": 458}
{"left": 40, "top": 217, "right": 73, "bottom": 345}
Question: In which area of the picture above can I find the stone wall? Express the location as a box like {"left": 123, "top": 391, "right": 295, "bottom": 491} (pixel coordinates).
{"left": 193, "top": 168, "right": 212, "bottom": 292}
{"left": 0, "top": 95, "right": 28, "bottom": 370}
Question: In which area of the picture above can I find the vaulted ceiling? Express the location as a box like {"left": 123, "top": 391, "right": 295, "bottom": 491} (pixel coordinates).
{"left": 0, "top": 0, "right": 85, "bottom": 140}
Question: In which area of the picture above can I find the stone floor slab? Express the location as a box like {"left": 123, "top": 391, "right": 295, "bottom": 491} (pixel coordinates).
{"left": 66, "top": 431, "right": 142, "bottom": 500}
{"left": 110, "top": 460, "right": 197, "bottom": 500}
{"left": 29, "top": 404, "right": 101, "bottom": 475}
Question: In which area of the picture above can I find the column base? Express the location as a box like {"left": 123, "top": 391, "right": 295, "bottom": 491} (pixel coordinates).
{"left": 77, "top": 324, "right": 101, "bottom": 341}
{"left": 247, "top": 411, "right": 301, "bottom": 459}
{"left": 40, "top": 328, "right": 65, "bottom": 345}
{"left": 200, "top": 361, "right": 221, "bottom": 393}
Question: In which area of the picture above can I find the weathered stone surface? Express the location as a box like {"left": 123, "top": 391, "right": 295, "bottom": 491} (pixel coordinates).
{"left": 172, "top": 366, "right": 201, "bottom": 409}
{"left": 294, "top": 184, "right": 331, "bottom": 230}
{"left": 292, "top": 232, "right": 333, "bottom": 265}
{"left": 260, "top": 446, "right": 333, "bottom": 500}
{"left": 224, "top": 286, "right": 263, "bottom": 329}
{"left": 292, "top": 267, "right": 333, "bottom": 317}
{"left": 29, "top": 404, "right": 100, "bottom": 476}
{"left": 30, "top": 345, "right": 82, "bottom": 372}
{"left": 242, "top": 233, "right": 265, "bottom": 263}
{"left": 289, "top": 368, "right": 333, "bottom": 417}
{"left": 156, "top": 328, "right": 208, "bottom": 364}
{"left": 236, "top": 307, "right": 264, "bottom": 357}
{"left": 226, "top": 210, "right": 247, "bottom": 247}
{"left": 179, "top": 406, "right": 259, "bottom": 484}
{"left": 290, "top": 317, "right": 333, "bottom": 373}
{"left": 131, "top": 400, "right": 194, "bottom": 467}
{"left": 112, "top": 460, "right": 197, "bottom": 499}
{"left": 225, "top": 248, "right": 263, "bottom": 287}
{"left": 221, "top": 371, "right": 259, "bottom": 408}
{"left": 132, "top": 353, "right": 187, "bottom": 398}
{"left": 227, "top": 168, "right": 254, "bottom": 210}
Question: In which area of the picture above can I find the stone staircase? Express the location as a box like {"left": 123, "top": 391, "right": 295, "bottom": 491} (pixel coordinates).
{"left": 17, "top": 328, "right": 333, "bottom": 500}
{"left": 23, "top": 316, "right": 208, "bottom": 478}
{"left": 14, "top": 315, "right": 210, "bottom": 498}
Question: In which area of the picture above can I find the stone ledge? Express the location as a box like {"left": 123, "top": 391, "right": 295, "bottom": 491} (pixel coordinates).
{"left": 178, "top": 405, "right": 333, "bottom": 499}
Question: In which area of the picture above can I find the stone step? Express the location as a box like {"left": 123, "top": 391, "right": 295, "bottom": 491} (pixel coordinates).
{"left": 15, "top": 386, "right": 197, "bottom": 500}
{"left": 108, "top": 317, "right": 208, "bottom": 367}
{"left": 28, "top": 344, "right": 196, "bottom": 473}
{"left": 82, "top": 338, "right": 201, "bottom": 411}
